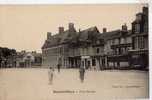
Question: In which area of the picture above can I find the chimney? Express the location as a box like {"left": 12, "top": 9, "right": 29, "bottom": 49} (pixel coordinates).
{"left": 59, "top": 27, "right": 64, "bottom": 34}
{"left": 68, "top": 23, "right": 74, "bottom": 30}
{"left": 143, "top": 6, "right": 148, "bottom": 15}
{"left": 122, "top": 23, "right": 127, "bottom": 31}
{"left": 103, "top": 28, "right": 107, "bottom": 33}
{"left": 47, "top": 32, "right": 52, "bottom": 40}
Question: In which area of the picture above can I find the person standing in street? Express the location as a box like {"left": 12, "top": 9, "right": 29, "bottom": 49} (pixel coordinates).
{"left": 79, "top": 67, "right": 85, "bottom": 83}
{"left": 48, "top": 66, "right": 54, "bottom": 85}
{"left": 57, "top": 63, "right": 61, "bottom": 73}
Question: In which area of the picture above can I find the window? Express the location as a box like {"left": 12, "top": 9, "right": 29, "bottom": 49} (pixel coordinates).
{"left": 59, "top": 47, "right": 62, "bottom": 54}
{"left": 122, "top": 48, "right": 126, "bottom": 54}
{"left": 83, "top": 48, "right": 85, "bottom": 55}
{"left": 115, "top": 39, "right": 119, "bottom": 45}
{"left": 139, "top": 36, "right": 144, "bottom": 49}
{"left": 127, "top": 37, "right": 132, "bottom": 43}
{"left": 124, "top": 38, "right": 127, "bottom": 44}
{"left": 96, "top": 48, "right": 100, "bottom": 53}
{"left": 112, "top": 39, "right": 115, "bottom": 45}
{"left": 116, "top": 48, "right": 119, "bottom": 55}
{"left": 96, "top": 40, "right": 100, "bottom": 44}
{"left": 110, "top": 40, "right": 113, "bottom": 45}
{"left": 136, "top": 15, "right": 142, "bottom": 21}
{"left": 144, "top": 36, "right": 148, "bottom": 49}
{"left": 135, "top": 37, "right": 139, "bottom": 49}
{"left": 120, "top": 48, "right": 123, "bottom": 54}
{"left": 144, "top": 22, "right": 148, "bottom": 32}
{"left": 135, "top": 24, "right": 140, "bottom": 33}
{"left": 120, "top": 38, "right": 125, "bottom": 44}
{"left": 92, "top": 59, "right": 96, "bottom": 66}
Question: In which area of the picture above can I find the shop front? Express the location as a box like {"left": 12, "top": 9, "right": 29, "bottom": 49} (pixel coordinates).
{"left": 129, "top": 49, "right": 148, "bottom": 70}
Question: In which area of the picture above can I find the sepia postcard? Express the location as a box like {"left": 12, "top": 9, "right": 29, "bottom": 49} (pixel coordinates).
{"left": 0, "top": 3, "right": 149, "bottom": 100}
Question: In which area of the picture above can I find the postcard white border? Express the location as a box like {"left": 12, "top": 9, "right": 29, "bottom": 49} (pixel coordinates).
{"left": 0, "top": 0, "right": 150, "bottom": 4}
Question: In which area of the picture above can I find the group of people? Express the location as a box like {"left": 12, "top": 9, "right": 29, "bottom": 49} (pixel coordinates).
{"left": 48, "top": 64, "right": 86, "bottom": 85}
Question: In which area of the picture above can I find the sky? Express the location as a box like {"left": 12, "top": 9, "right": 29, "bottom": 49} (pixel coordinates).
{"left": 0, "top": 4, "right": 145, "bottom": 53}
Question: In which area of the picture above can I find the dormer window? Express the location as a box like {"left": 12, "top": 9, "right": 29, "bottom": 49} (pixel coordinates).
{"left": 136, "top": 14, "right": 142, "bottom": 21}
{"left": 135, "top": 24, "right": 140, "bottom": 33}
{"left": 120, "top": 38, "right": 125, "bottom": 44}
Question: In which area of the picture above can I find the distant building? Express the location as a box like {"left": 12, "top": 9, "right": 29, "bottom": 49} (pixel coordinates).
{"left": 16, "top": 51, "right": 42, "bottom": 67}
{"left": 32, "top": 51, "right": 42, "bottom": 66}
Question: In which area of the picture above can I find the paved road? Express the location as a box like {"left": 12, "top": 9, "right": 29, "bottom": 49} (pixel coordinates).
{"left": 0, "top": 68, "right": 149, "bottom": 100}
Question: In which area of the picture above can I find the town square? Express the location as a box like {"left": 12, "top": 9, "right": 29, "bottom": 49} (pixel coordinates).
{"left": 0, "top": 4, "right": 149, "bottom": 100}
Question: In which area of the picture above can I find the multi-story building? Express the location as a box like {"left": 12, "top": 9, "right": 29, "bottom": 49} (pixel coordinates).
{"left": 42, "top": 23, "right": 77, "bottom": 68}
{"left": 102, "top": 25, "right": 132, "bottom": 69}
{"left": 77, "top": 26, "right": 101, "bottom": 70}
{"left": 96, "top": 25, "right": 132, "bottom": 70}
{"left": 42, "top": 24, "right": 132, "bottom": 70}
{"left": 42, "top": 24, "right": 102, "bottom": 69}
{"left": 42, "top": 6, "right": 148, "bottom": 70}
{"left": 129, "top": 7, "right": 148, "bottom": 69}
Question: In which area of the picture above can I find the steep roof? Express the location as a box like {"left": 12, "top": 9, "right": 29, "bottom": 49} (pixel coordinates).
{"left": 78, "top": 26, "right": 100, "bottom": 42}
{"left": 99, "top": 29, "right": 132, "bottom": 41}
{"left": 99, "top": 30, "right": 121, "bottom": 40}
{"left": 42, "top": 26, "right": 102, "bottom": 49}
{"left": 42, "top": 29, "right": 77, "bottom": 49}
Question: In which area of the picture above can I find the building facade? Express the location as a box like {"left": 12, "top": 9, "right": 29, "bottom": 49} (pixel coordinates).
{"left": 42, "top": 23, "right": 77, "bottom": 68}
{"left": 16, "top": 51, "right": 42, "bottom": 67}
{"left": 129, "top": 7, "right": 148, "bottom": 70}
{"left": 104, "top": 25, "right": 132, "bottom": 69}
{"left": 42, "top": 7, "right": 148, "bottom": 70}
